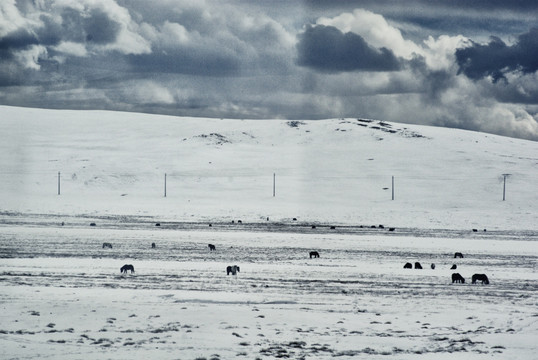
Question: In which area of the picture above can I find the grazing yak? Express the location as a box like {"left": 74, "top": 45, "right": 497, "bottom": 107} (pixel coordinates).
{"left": 208, "top": 244, "right": 216, "bottom": 251}
{"left": 414, "top": 262, "right": 423, "bottom": 269}
{"left": 309, "top": 251, "right": 320, "bottom": 258}
{"left": 454, "top": 252, "right": 464, "bottom": 258}
{"left": 120, "top": 264, "right": 135, "bottom": 274}
{"left": 226, "top": 265, "right": 240, "bottom": 275}
{"left": 472, "top": 274, "right": 489, "bottom": 284}
{"left": 102, "top": 242, "right": 113, "bottom": 249}
{"left": 450, "top": 264, "right": 457, "bottom": 270}
{"left": 151, "top": 242, "right": 156, "bottom": 249}
{"left": 403, "top": 262, "right": 413, "bottom": 269}
{"left": 452, "top": 273, "right": 465, "bottom": 283}
{"left": 430, "top": 263, "right": 436, "bottom": 270}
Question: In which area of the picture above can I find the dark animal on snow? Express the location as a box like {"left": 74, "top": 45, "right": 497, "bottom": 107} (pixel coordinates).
{"left": 330, "top": 226, "right": 336, "bottom": 230}
{"left": 102, "top": 242, "right": 113, "bottom": 249}
{"left": 151, "top": 242, "right": 156, "bottom": 248}
{"left": 311, "top": 225, "right": 316, "bottom": 229}
{"left": 452, "top": 273, "right": 465, "bottom": 283}
{"left": 472, "top": 274, "right": 489, "bottom": 284}
{"left": 388, "top": 227, "right": 395, "bottom": 231}
{"left": 309, "top": 251, "right": 320, "bottom": 258}
{"left": 208, "top": 244, "right": 216, "bottom": 251}
{"left": 120, "top": 264, "right": 135, "bottom": 274}
{"left": 403, "top": 262, "right": 412, "bottom": 269}
{"left": 451, "top": 264, "right": 457, "bottom": 270}
{"left": 90, "top": 222, "right": 96, "bottom": 226}
{"left": 226, "top": 265, "right": 240, "bottom": 275}
{"left": 431, "top": 263, "right": 435, "bottom": 270}
{"left": 472, "top": 229, "right": 478, "bottom": 232}
{"left": 414, "top": 262, "right": 422, "bottom": 269}
{"left": 155, "top": 223, "right": 160, "bottom": 227}
{"left": 454, "top": 252, "right": 464, "bottom": 258}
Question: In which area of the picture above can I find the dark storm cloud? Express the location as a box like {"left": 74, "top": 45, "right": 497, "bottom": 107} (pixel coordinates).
{"left": 0, "top": 29, "right": 38, "bottom": 50}
{"left": 304, "top": 0, "right": 538, "bottom": 11}
{"left": 456, "top": 27, "right": 538, "bottom": 82}
{"left": 296, "top": 25, "right": 401, "bottom": 72}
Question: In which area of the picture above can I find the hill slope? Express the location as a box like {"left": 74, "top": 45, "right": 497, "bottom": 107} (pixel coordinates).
{"left": 1, "top": 106, "right": 537, "bottom": 230}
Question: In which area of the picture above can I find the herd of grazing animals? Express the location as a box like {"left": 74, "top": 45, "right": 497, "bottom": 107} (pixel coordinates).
{"left": 404, "top": 252, "right": 490, "bottom": 285}
{"left": 110, "top": 242, "right": 489, "bottom": 285}
{"left": 97, "top": 222, "right": 490, "bottom": 285}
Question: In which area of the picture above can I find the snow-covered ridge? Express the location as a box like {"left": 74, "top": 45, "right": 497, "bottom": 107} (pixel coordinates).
{"left": 0, "top": 105, "right": 537, "bottom": 230}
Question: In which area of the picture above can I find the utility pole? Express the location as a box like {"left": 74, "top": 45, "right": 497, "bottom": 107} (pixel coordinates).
{"left": 502, "top": 174, "right": 510, "bottom": 201}
{"left": 273, "top": 173, "right": 276, "bottom": 197}
{"left": 392, "top": 176, "right": 394, "bottom": 200}
{"left": 164, "top": 173, "right": 167, "bottom": 198}
{"left": 58, "top": 171, "right": 61, "bottom": 195}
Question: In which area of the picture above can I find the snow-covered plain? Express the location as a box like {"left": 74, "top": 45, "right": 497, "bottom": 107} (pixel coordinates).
{"left": 1, "top": 106, "right": 537, "bottom": 359}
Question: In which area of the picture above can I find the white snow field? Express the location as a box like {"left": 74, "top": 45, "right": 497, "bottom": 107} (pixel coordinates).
{"left": 1, "top": 106, "right": 537, "bottom": 359}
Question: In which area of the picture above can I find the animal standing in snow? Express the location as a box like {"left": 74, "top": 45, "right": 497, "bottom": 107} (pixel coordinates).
{"left": 309, "top": 251, "right": 320, "bottom": 258}
{"left": 120, "top": 264, "right": 135, "bottom": 274}
{"left": 102, "top": 242, "right": 113, "bottom": 249}
{"left": 415, "top": 262, "right": 423, "bottom": 269}
{"left": 450, "top": 264, "right": 457, "bottom": 270}
{"left": 431, "top": 263, "right": 436, "bottom": 269}
{"left": 452, "top": 273, "right": 465, "bottom": 283}
{"left": 226, "top": 265, "right": 240, "bottom": 275}
{"left": 403, "top": 262, "right": 413, "bottom": 269}
{"left": 208, "top": 244, "right": 216, "bottom": 251}
{"left": 151, "top": 242, "right": 156, "bottom": 248}
{"left": 472, "top": 274, "right": 489, "bottom": 284}
{"left": 454, "top": 252, "right": 464, "bottom": 258}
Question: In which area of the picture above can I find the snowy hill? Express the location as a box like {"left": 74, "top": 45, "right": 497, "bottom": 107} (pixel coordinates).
{"left": 1, "top": 105, "right": 536, "bottom": 230}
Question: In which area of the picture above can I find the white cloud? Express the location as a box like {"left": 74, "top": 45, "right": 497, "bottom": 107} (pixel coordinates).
{"left": 52, "top": 41, "right": 88, "bottom": 57}
{"left": 159, "top": 21, "right": 193, "bottom": 46}
{"left": 0, "top": 0, "right": 42, "bottom": 37}
{"left": 316, "top": 9, "right": 423, "bottom": 59}
{"left": 422, "top": 35, "right": 469, "bottom": 71}
{"left": 124, "top": 81, "right": 175, "bottom": 105}
{"left": 14, "top": 45, "right": 47, "bottom": 70}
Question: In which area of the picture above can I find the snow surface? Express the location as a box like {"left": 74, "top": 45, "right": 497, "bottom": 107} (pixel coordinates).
{"left": 1, "top": 105, "right": 537, "bottom": 230}
{"left": 0, "top": 106, "right": 537, "bottom": 359}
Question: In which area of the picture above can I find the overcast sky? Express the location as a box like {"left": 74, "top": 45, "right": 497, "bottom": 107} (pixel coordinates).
{"left": 1, "top": 0, "right": 537, "bottom": 140}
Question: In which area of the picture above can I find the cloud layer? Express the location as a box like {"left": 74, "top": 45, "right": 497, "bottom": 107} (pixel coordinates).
{"left": 0, "top": 0, "right": 537, "bottom": 140}
{"left": 456, "top": 28, "right": 538, "bottom": 82}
